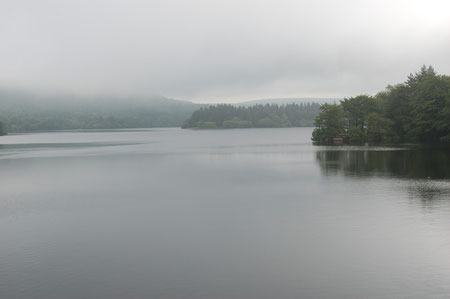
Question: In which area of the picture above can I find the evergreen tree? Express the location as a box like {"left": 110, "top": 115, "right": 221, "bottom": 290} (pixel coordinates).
{"left": 311, "top": 66, "right": 450, "bottom": 145}
{"left": 182, "top": 103, "right": 321, "bottom": 129}
{"left": 0, "top": 120, "right": 6, "bottom": 135}
{"left": 311, "top": 104, "right": 345, "bottom": 144}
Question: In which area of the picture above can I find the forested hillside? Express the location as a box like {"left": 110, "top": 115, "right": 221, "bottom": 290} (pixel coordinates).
{"left": 182, "top": 103, "right": 321, "bottom": 129}
{"left": 0, "top": 91, "right": 201, "bottom": 132}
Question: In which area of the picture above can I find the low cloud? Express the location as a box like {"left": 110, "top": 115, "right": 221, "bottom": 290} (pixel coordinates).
{"left": 1, "top": 0, "right": 449, "bottom": 102}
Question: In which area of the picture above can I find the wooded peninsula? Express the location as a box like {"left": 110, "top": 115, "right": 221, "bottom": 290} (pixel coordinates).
{"left": 312, "top": 66, "right": 450, "bottom": 145}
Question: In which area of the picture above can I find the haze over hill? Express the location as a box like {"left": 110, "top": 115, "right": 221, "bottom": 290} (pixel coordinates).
{"left": 2, "top": 0, "right": 449, "bottom": 131}
{"left": 0, "top": 89, "right": 335, "bottom": 132}
{"left": 237, "top": 97, "right": 340, "bottom": 107}
{"left": 0, "top": 89, "right": 201, "bottom": 132}
{"left": 2, "top": 0, "right": 449, "bottom": 101}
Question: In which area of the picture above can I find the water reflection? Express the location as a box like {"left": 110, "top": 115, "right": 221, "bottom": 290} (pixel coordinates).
{"left": 316, "top": 147, "right": 450, "bottom": 179}
{"left": 407, "top": 180, "right": 450, "bottom": 202}
{"left": 1, "top": 129, "right": 450, "bottom": 299}
{"left": 316, "top": 146, "right": 450, "bottom": 203}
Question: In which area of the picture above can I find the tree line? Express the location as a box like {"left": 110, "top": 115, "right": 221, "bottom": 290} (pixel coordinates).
{"left": 182, "top": 103, "right": 320, "bottom": 129}
{"left": 0, "top": 120, "right": 6, "bottom": 135}
{"left": 312, "top": 66, "right": 450, "bottom": 145}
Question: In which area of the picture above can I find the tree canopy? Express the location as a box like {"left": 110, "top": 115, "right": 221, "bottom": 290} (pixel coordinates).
{"left": 0, "top": 120, "right": 6, "bottom": 135}
{"left": 182, "top": 103, "right": 320, "bottom": 129}
{"left": 312, "top": 66, "right": 450, "bottom": 145}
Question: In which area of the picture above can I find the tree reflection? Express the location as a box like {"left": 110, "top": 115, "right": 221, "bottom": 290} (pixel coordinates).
{"left": 316, "top": 147, "right": 450, "bottom": 179}
{"left": 407, "top": 181, "right": 450, "bottom": 203}
{"left": 316, "top": 147, "right": 450, "bottom": 203}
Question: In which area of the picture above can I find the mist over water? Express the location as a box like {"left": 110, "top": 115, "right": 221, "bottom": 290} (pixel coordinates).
{"left": 1, "top": 128, "right": 450, "bottom": 298}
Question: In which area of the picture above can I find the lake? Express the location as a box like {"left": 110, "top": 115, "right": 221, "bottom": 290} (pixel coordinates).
{"left": 1, "top": 128, "right": 450, "bottom": 299}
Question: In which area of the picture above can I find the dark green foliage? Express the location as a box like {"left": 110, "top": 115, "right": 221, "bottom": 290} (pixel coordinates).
{"left": 316, "top": 146, "right": 450, "bottom": 179}
{"left": 341, "top": 95, "right": 377, "bottom": 131}
{"left": 198, "top": 121, "right": 217, "bottom": 129}
{"left": 312, "top": 66, "right": 450, "bottom": 145}
{"left": 366, "top": 113, "right": 395, "bottom": 143}
{"left": 382, "top": 84, "right": 412, "bottom": 140}
{"left": 256, "top": 117, "right": 284, "bottom": 128}
{"left": 347, "top": 126, "right": 365, "bottom": 145}
{"left": 0, "top": 120, "right": 6, "bottom": 135}
{"left": 386, "top": 65, "right": 450, "bottom": 143}
{"left": 182, "top": 103, "right": 320, "bottom": 129}
{"left": 311, "top": 104, "right": 345, "bottom": 144}
{"left": 222, "top": 117, "right": 253, "bottom": 128}
{"left": 408, "top": 70, "right": 450, "bottom": 142}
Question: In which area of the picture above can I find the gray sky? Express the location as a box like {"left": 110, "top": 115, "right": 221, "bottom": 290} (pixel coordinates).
{"left": 1, "top": 0, "right": 450, "bottom": 103}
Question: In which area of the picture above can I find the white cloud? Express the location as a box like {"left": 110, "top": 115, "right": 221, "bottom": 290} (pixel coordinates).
{"left": 1, "top": 0, "right": 449, "bottom": 102}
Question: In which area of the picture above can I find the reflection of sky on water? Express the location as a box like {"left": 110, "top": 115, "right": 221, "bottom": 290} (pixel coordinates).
{"left": 1, "top": 128, "right": 450, "bottom": 299}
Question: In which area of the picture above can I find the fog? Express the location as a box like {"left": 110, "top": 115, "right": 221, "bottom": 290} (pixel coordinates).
{"left": 1, "top": 0, "right": 450, "bottom": 103}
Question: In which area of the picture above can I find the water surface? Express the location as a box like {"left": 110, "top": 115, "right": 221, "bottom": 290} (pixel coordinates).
{"left": 1, "top": 128, "right": 449, "bottom": 298}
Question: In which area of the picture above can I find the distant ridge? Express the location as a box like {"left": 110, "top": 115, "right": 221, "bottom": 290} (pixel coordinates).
{"left": 0, "top": 88, "right": 196, "bottom": 106}
{"left": 0, "top": 89, "right": 341, "bottom": 132}
{"left": 0, "top": 89, "right": 201, "bottom": 132}
{"left": 235, "top": 97, "right": 341, "bottom": 107}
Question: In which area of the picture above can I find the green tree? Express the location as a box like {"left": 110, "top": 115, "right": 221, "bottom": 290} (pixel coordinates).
{"left": 383, "top": 65, "right": 440, "bottom": 141}
{"left": 366, "top": 112, "right": 395, "bottom": 143}
{"left": 312, "top": 104, "right": 345, "bottom": 144}
{"left": 198, "top": 121, "right": 217, "bottom": 129}
{"left": 182, "top": 103, "right": 321, "bottom": 129}
{"left": 341, "top": 95, "right": 377, "bottom": 131}
{"left": 383, "top": 84, "right": 413, "bottom": 141}
{"left": 312, "top": 65, "right": 450, "bottom": 145}
{"left": 0, "top": 120, "right": 6, "bottom": 135}
{"left": 346, "top": 126, "right": 366, "bottom": 144}
{"left": 408, "top": 73, "right": 450, "bottom": 142}
{"left": 223, "top": 117, "right": 253, "bottom": 128}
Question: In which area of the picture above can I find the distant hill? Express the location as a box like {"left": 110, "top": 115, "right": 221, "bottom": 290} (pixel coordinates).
{"left": 0, "top": 90, "right": 202, "bottom": 132}
{"left": 236, "top": 97, "right": 340, "bottom": 107}
{"left": 0, "top": 91, "right": 338, "bottom": 132}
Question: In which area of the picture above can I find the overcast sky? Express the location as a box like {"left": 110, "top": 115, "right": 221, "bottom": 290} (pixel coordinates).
{"left": 1, "top": 0, "right": 450, "bottom": 103}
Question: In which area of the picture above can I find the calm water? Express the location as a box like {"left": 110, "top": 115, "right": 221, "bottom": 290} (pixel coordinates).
{"left": 1, "top": 128, "right": 449, "bottom": 299}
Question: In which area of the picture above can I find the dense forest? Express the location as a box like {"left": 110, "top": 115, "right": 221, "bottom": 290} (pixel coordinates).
{"left": 0, "top": 91, "right": 201, "bottom": 132}
{"left": 0, "top": 120, "right": 6, "bottom": 135}
{"left": 312, "top": 66, "right": 450, "bottom": 145}
{"left": 182, "top": 103, "right": 321, "bottom": 129}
